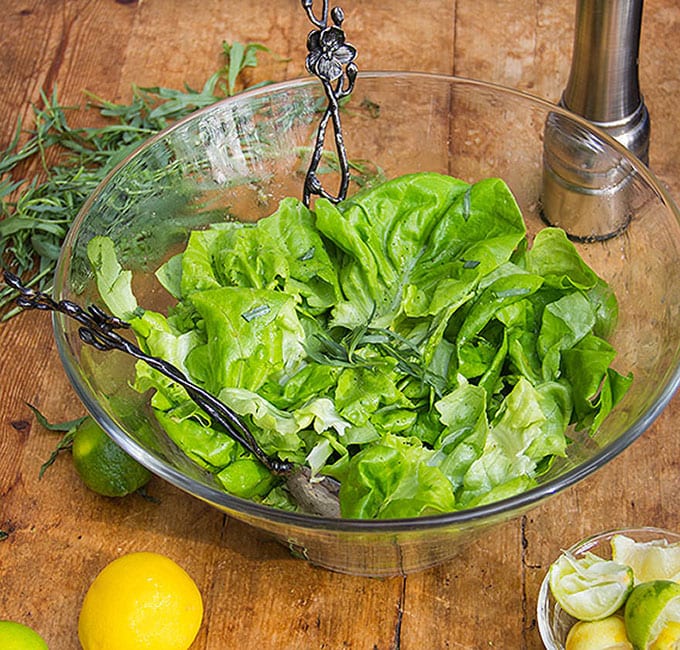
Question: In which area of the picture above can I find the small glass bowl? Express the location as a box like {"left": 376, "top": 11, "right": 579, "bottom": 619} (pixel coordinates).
{"left": 537, "top": 526, "right": 680, "bottom": 649}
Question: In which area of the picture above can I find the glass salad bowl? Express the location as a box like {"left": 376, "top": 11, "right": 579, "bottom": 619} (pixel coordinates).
{"left": 52, "top": 73, "right": 680, "bottom": 576}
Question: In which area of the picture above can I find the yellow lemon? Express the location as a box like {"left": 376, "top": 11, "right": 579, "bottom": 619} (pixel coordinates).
{"left": 565, "top": 615, "right": 633, "bottom": 649}
{"left": 72, "top": 416, "right": 151, "bottom": 497}
{"left": 78, "top": 552, "right": 203, "bottom": 650}
{"left": 649, "top": 620, "right": 680, "bottom": 649}
{"left": 0, "top": 621, "right": 48, "bottom": 650}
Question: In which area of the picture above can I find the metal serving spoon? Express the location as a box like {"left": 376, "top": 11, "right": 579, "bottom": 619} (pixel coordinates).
{"left": 3, "top": 271, "right": 341, "bottom": 518}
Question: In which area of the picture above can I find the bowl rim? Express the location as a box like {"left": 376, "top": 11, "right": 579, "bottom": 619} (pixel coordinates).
{"left": 53, "top": 71, "right": 680, "bottom": 532}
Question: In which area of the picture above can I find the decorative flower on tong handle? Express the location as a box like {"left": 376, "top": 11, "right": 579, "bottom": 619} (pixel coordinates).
{"left": 301, "top": 0, "right": 358, "bottom": 207}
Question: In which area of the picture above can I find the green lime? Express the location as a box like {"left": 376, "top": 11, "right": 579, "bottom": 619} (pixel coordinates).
{"left": 624, "top": 580, "right": 680, "bottom": 650}
{"left": 72, "top": 417, "right": 151, "bottom": 497}
{"left": 612, "top": 535, "right": 680, "bottom": 584}
{"left": 565, "top": 615, "right": 633, "bottom": 650}
{"left": 0, "top": 620, "right": 48, "bottom": 649}
{"left": 549, "top": 551, "right": 635, "bottom": 621}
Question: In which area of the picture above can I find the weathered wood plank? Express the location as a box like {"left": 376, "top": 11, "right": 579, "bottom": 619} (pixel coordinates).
{"left": 1, "top": 1, "right": 679, "bottom": 648}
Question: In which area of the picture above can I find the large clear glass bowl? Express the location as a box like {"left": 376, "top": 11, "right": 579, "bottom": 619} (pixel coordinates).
{"left": 53, "top": 73, "right": 680, "bottom": 576}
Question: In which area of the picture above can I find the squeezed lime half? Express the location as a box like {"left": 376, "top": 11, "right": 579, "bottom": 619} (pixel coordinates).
{"left": 549, "top": 550, "right": 635, "bottom": 621}
{"left": 624, "top": 580, "right": 680, "bottom": 650}
{"left": 612, "top": 535, "right": 680, "bottom": 585}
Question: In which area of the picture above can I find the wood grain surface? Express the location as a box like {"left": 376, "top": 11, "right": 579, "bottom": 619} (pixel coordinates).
{"left": 1, "top": 1, "right": 679, "bottom": 648}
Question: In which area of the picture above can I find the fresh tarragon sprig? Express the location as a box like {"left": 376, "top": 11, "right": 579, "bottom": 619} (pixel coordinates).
{"left": 0, "top": 41, "right": 274, "bottom": 320}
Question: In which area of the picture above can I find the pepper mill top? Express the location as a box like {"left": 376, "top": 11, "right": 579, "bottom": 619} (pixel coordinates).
{"left": 561, "top": 0, "right": 649, "bottom": 161}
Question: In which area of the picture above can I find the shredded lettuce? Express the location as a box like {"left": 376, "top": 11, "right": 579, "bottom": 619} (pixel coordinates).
{"left": 89, "top": 172, "right": 632, "bottom": 519}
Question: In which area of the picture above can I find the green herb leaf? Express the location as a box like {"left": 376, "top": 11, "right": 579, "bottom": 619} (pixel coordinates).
{"left": 39, "top": 429, "right": 78, "bottom": 479}
{"left": 27, "top": 404, "right": 88, "bottom": 478}
{"left": 1, "top": 41, "right": 275, "bottom": 320}
{"left": 27, "top": 403, "right": 87, "bottom": 432}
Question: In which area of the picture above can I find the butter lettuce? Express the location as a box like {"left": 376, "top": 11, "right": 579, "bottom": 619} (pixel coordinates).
{"left": 91, "top": 172, "right": 632, "bottom": 518}
{"left": 186, "top": 286, "right": 306, "bottom": 394}
{"left": 339, "top": 434, "right": 457, "bottom": 519}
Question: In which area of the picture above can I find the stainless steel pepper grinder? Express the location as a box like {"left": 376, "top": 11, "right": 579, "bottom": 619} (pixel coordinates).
{"left": 542, "top": 0, "right": 650, "bottom": 241}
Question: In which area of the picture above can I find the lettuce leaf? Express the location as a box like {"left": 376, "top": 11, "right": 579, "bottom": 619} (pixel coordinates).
{"left": 186, "top": 286, "right": 306, "bottom": 394}
{"left": 315, "top": 172, "right": 471, "bottom": 327}
{"left": 87, "top": 235, "right": 141, "bottom": 320}
{"left": 339, "top": 435, "right": 457, "bottom": 519}
{"left": 90, "top": 172, "right": 632, "bottom": 518}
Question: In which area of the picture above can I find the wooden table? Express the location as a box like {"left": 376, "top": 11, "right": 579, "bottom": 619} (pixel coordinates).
{"left": 1, "top": 1, "right": 678, "bottom": 648}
